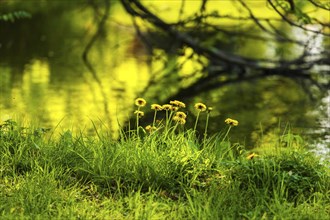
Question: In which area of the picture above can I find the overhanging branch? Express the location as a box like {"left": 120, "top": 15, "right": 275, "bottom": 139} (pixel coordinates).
{"left": 120, "top": 0, "right": 329, "bottom": 99}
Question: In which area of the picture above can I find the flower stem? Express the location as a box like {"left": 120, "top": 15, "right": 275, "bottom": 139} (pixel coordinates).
{"left": 172, "top": 122, "right": 179, "bottom": 135}
{"left": 203, "top": 113, "right": 210, "bottom": 145}
{"left": 136, "top": 106, "right": 140, "bottom": 137}
{"left": 194, "top": 111, "right": 201, "bottom": 131}
{"left": 152, "top": 111, "right": 157, "bottom": 128}
{"left": 165, "top": 110, "right": 169, "bottom": 132}
{"left": 222, "top": 126, "right": 232, "bottom": 143}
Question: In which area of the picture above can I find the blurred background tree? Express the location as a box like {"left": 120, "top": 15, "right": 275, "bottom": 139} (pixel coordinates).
{"left": 119, "top": 0, "right": 329, "bottom": 101}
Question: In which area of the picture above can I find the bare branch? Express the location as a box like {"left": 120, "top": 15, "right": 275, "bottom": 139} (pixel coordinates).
{"left": 308, "top": 0, "right": 330, "bottom": 10}
{"left": 267, "top": 0, "right": 330, "bottom": 36}
{"left": 120, "top": 0, "right": 329, "bottom": 101}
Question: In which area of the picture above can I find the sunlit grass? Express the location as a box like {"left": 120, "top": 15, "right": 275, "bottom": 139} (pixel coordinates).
{"left": 0, "top": 99, "right": 329, "bottom": 219}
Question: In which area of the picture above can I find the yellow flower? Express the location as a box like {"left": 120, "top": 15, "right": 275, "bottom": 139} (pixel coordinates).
{"left": 145, "top": 125, "right": 157, "bottom": 132}
{"left": 134, "top": 110, "right": 144, "bottom": 118}
{"left": 173, "top": 116, "right": 186, "bottom": 125}
{"left": 194, "top": 103, "right": 207, "bottom": 111}
{"left": 175, "top": 111, "right": 187, "bottom": 119}
{"left": 151, "top": 104, "right": 163, "bottom": 111}
{"left": 178, "top": 118, "right": 186, "bottom": 125}
{"left": 207, "top": 107, "right": 213, "bottom": 113}
{"left": 171, "top": 106, "right": 179, "bottom": 112}
{"left": 170, "top": 100, "right": 186, "bottom": 108}
{"left": 246, "top": 153, "right": 258, "bottom": 160}
{"left": 162, "top": 104, "right": 172, "bottom": 111}
{"left": 135, "top": 98, "right": 146, "bottom": 107}
{"left": 225, "top": 118, "right": 239, "bottom": 126}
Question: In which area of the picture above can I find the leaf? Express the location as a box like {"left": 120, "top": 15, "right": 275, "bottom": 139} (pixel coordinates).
{"left": 0, "top": 11, "right": 31, "bottom": 22}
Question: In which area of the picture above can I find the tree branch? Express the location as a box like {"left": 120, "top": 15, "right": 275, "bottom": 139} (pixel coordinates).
{"left": 120, "top": 0, "right": 329, "bottom": 101}
{"left": 82, "top": 0, "right": 111, "bottom": 122}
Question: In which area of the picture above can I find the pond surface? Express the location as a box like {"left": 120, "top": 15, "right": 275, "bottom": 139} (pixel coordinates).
{"left": 0, "top": 1, "right": 329, "bottom": 160}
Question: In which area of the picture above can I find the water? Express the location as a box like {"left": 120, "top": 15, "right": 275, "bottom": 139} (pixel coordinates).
{"left": 0, "top": 1, "right": 329, "bottom": 159}
{"left": 307, "top": 93, "right": 330, "bottom": 162}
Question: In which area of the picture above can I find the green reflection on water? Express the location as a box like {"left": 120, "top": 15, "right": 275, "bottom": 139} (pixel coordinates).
{"left": 0, "top": 1, "right": 328, "bottom": 152}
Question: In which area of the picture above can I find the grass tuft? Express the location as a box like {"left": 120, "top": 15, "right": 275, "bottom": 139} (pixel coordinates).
{"left": 0, "top": 110, "right": 329, "bottom": 219}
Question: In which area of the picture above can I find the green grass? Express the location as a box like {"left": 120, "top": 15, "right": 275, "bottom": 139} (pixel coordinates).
{"left": 0, "top": 119, "right": 329, "bottom": 220}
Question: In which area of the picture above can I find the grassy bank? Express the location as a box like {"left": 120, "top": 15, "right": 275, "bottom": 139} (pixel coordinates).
{"left": 1, "top": 100, "right": 329, "bottom": 219}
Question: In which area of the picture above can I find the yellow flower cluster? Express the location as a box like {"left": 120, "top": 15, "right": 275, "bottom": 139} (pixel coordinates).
{"left": 170, "top": 100, "right": 186, "bottom": 108}
{"left": 133, "top": 97, "right": 240, "bottom": 140}
{"left": 145, "top": 125, "right": 157, "bottom": 132}
{"left": 152, "top": 100, "right": 187, "bottom": 112}
{"left": 173, "top": 111, "right": 187, "bottom": 125}
{"left": 225, "top": 118, "right": 239, "bottom": 126}
{"left": 135, "top": 98, "right": 147, "bottom": 121}
{"left": 134, "top": 98, "right": 243, "bottom": 133}
{"left": 173, "top": 117, "right": 186, "bottom": 125}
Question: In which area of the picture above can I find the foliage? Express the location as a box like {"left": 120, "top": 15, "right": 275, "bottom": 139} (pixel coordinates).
{"left": 1, "top": 110, "right": 329, "bottom": 219}
{"left": 230, "top": 151, "right": 329, "bottom": 202}
{"left": 0, "top": 11, "right": 31, "bottom": 22}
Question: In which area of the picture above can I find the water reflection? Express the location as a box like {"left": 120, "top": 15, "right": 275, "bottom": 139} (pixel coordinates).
{"left": 0, "top": 1, "right": 328, "bottom": 157}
